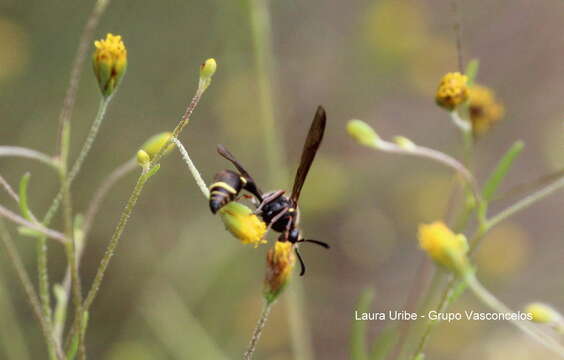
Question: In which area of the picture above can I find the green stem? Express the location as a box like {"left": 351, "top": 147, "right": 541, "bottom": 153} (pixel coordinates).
{"left": 36, "top": 96, "right": 112, "bottom": 344}
{"left": 243, "top": 301, "right": 273, "bottom": 360}
{"left": 0, "top": 220, "right": 65, "bottom": 360}
{"left": 248, "top": 1, "right": 314, "bottom": 358}
{"left": 487, "top": 175, "right": 564, "bottom": 230}
{"left": 465, "top": 273, "right": 564, "bottom": 356}
{"left": 248, "top": 0, "right": 285, "bottom": 180}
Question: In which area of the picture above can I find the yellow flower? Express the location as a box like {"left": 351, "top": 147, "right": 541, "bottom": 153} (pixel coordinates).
{"left": 435, "top": 72, "right": 469, "bottom": 111}
{"left": 418, "top": 221, "right": 470, "bottom": 275}
{"left": 467, "top": 84, "right": 504, "bottom": 136}
{"left": 93, "top": 33, "right": 127, "bottom": 97}
{"left": 264, "top": 241, "right": 296, "bottom": 304}
{"left": 219, "top": 202, "right": 267, "bottom": 247}
{"left": 141, "top": 132, "right": 174, "bottom": 160}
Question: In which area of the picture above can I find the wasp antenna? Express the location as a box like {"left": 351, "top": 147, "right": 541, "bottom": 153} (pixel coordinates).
{"left": 295, "top": 247, "right": 306, "bottom": 276}
{"left": 301, "top": 239, "right": 330, "bottom": 249}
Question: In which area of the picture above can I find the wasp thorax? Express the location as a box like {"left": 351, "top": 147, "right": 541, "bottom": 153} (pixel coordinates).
{"left": 209, "top": 170, "right": 246, "bottom": 214}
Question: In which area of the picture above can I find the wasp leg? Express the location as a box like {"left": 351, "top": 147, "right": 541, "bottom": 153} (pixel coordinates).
{"left": 254, "top": 190, "right": 285, "bottom": 214}
{"left": 261, "top": 206, "right": 289, "bottom": 242}
{"left": 299, "top": 239, "right": 330, "bottom": 249}
{"left": 294, "top": 247, "right": 306, "bottom": 276}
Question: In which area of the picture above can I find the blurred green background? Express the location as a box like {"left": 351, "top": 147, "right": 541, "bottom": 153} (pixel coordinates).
{"left": 1, "top": 0, "right": 564, "bottom": 359}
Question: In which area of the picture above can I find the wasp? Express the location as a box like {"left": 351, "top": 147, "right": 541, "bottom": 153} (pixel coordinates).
{"left": 209, "top": 106, "right": 329, "bottom": 275}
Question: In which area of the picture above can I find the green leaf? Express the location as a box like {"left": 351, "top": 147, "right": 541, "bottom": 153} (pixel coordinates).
{"left": 370, "top": 325, "right": 398, "bottom": 360}
{"left": 351, "top": 288, "right": 374, "bottom": 360}
{"left": 465, "top": 59, "right": 480, "bottom": 86}
{"left": 146, "top": 163, "right": 161, "bottom": 178}
{"left": 18, "top": 173, "right": 32, "bottom": 221}
{"left": 482, "top": 141, "right": 525, "bottom": 202}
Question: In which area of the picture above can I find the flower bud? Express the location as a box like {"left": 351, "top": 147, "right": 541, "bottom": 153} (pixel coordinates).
{"left": 198, "top": 58, "right": 217, "bottom": 91}
{"left": 92, "top": 33, "right": 127, "bottom": 97}
{"left": 264, "top": 241, "right": 296, "bottom": 304}
{"left": 435, "top": 72, "right": 469, "bottom": 111}
{"left": 347, "top": 120, "right": 380, "bottom": 147}
{"left": 141, "top": 132, "right": 174, "bottom": 160}
{"left": 418, "top": 221, "right": 470, "bottom": 275}
{"left": 219, "top": 202, "right": 267, "bottom": 247}
{"left": 136, "top": 150, "right": 150, "bottom": 168}
{"left": 525, "top": 303, "right": 562, "bottom": 325}
{"left": 393, "top": 136, "right": 416, "bottom": 150}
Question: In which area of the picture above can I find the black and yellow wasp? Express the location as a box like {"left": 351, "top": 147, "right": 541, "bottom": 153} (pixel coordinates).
{"left": 208, "top": 106, "right": 329, "bottom": 275}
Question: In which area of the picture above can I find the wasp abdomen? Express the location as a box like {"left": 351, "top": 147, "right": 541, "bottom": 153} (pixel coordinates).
{"left": 209, "top": 170, "right": 244, "bottom": 214}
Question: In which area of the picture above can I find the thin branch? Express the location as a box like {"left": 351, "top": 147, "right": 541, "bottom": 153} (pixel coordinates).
{"left": 488, "top": 175, "right": 564, "bottom": 229}
{"left": 0, "top": 173, "right": 19, "bottom": 202}
{"left": 0, "top": 220, "right": 65, "bottom": 360}
{"left": 243, "top": 301, "right": 272, "bottom": 360}
{"left": 0, "top": 146, "right": 58, "bottom": 169}
{"left": 171, "top": 138, "right": 210, "bottom": 199}
{"left": 56, "top": 0, "right": 112, "bottom": 156}
{"left": 0, "top": 204, "right": 67, "bottom": 244}
{"left": 374, "top": 140, "right": 483, "bottom": 205}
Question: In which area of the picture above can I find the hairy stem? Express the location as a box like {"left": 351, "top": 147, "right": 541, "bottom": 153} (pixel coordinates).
{"left": 243, "top": 301, "right": 272, "bottom": 360}
{"left": 171, "top": 138, "right": 210, "bottom": 198}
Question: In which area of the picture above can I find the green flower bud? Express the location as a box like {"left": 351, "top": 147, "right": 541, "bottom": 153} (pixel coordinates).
{"left": 136, "top": 150, "right": 150, "bottom": 167}
{"left": 141, "top": 132, "right": 174, "bottom": 160}
{"left": 393, "top": 136, "right": 416, "bottom": 150}
{"left": 347, "top": 120, "right": 380, "bottom": 147}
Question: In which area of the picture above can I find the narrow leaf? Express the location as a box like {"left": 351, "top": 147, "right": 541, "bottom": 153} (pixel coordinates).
{"left": 465, "top": 59, "right": 480, "bottom": 86}
{"left": 370, "top": 325, "right": 398, "bottom": 360}
{"left": 351, "top": 288, "right": 374, "bottom": 360}
{"left": 482, "top": 141, "right": 525, "bottom": 202}
{"left": 18, "top": 173, "right": 32, "bottom": 221}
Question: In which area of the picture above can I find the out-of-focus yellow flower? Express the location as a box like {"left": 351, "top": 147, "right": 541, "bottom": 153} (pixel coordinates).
{"left": 435, "top": 72, "right": 469, "bottom": 111}
{"left": 468, "top": 84, "right": 504, "bottom": 136}
{"left": 418, "top": 221, "right": 469, "bottom": 275}
{"left": 93, "top": 33, "right": 127, "bottom": 97}
{"left": 219, "top": 202, "right": 267, "bottom": 247}
{"left": 525, "top": 303, "right": 561, "bottom": 324}
{"left": 264, "top": 241, "right": 296, "bottom": 304}
{"left": 141, "top": 132, "right": 174, "bottom": 160}
{"left": 347, "top": 120, "right": 380, "bottom": 147}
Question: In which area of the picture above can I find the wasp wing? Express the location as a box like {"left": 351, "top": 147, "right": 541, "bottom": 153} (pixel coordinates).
{"left": 290, "top": 106, "right": 327, "bottom": 204}
{"left": 217, "top": 144, "right": 263, "bottom": 200}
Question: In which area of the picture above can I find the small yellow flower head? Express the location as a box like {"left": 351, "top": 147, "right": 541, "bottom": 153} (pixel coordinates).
{"left": 141, "top": 132, "right": 174, "bottom": 160}
{"left": 93, "top": 33, "right": 127, "bottom": 97}
{"left": 219, "top": 202, "right": 267, "bottom": 247}
{"left": 435, "top": 72, "right": 469, "bottom": 111}
{"left": 347, "top": 120, "right": 380, "bottom": 147}
{"left": 418, "top": 221, "right": 470, "bottom": 275}
{"left": 136, "top": 149, "right": 150, "bottom": 168}
{"left": 198, "top": 58, "right": 217, "bottom": 91}
{"left": 525, "top": 303, "right": 562, "bottom": 324}
{"left": 467, "top": 84, "right": 505, "bottom": 136}
{"left": 264, "top": 241, "right": 296, "bottom": 304}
